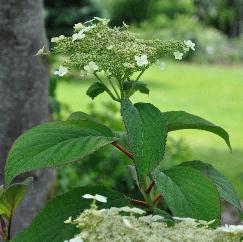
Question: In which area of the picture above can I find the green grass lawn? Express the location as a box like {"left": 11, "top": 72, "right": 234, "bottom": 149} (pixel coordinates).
{"left": 56, "top": 62, "right": 243, "bottom": 198}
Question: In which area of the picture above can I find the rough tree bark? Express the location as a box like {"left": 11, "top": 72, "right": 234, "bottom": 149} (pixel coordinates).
{"left": 0, "top": 0, "right": 56, "bottom": 237}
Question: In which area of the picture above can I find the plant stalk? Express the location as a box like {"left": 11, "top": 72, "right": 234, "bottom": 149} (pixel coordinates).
{"left": 107, "top": 77, "right": 121, "bottom": 99}
{"left": 135, "top": 69, "right": 146, "bottom": 81}
{"left": 94, "top": 73, "right": 120, "bottom": 102}
{"left": 112, "top": 141, "right": 133, "bottom": 159}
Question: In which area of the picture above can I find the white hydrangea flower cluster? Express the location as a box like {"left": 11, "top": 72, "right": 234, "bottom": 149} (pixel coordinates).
{"left": 63, "top": 194, "right": 243, "bottom": 242}
{"left": 38, "top": 17, "right": 195, "bottom": 101}
{"left": 64, "top": 205, "right": 243, "bottom": 242}
{"left": 49, "top": 18, "right": 190, "bottom": 77}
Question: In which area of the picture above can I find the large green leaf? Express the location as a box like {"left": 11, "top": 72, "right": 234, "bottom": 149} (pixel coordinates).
{"left": 121, "top": 100, "right": 167, "bottom": 183}
{"left": 163, "top": 111, "right": 231, "bottom": 150}
{"left": 5, "top": 120, "right": 117, "bottom": 184}
{"left": 180, "top": 160, "right": 241, "bottom": 211}
{"left": 152, "top": 166, "right": 221, "bottom": 224}
{"left": 0, "top": 178, "right": 32, "bottom": 220}
{"left": 13, "top": 186, "right": 130, "bottom": 242}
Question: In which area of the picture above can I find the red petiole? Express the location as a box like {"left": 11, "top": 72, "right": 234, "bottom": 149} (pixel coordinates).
{"left": 112, "top": 141, "right": 133, "bottom": 159}
{"left": 145, "top": 181, "right": 155, "bottom": 194}
{"left": 131, "top": 199, "right": 148, "bottom": 207}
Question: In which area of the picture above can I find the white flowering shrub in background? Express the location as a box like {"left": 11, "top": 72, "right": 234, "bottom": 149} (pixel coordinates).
{"left": 1, "top": 18, "right": 241, "bottom": 242}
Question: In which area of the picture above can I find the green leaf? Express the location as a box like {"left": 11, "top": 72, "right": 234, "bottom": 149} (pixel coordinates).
{"left": 121, "top": 100, "right": 167, "bottom": 183}
{"left": 123, "top": 81, "right": 149, "bottom": 97}
{"left": 13, "top": 186, "right": 130, "bottom": 242}
{"left": 180, "top": 160, "right": 241, "bottom": 211}
{"left": 86, "top": 82, "right": 106, "bottom": 99}
{"left": 0, "top": 178, "right": 32, "bottom": 220}
{"left": 5, "top": 120, "right": 117, "bottom": 184}
{"left": 152, "top": 166, "right": 221, "bottom": 224}
{"left": 163, "top": 111, "right": 231, "bottom": 151}
{"left": 67, "top": 111, "right": 96, "bottom": 122}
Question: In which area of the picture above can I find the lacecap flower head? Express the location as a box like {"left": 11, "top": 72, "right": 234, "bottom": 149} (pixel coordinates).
{"left": 49, "top": 18, "right": 194, "bottom": 101}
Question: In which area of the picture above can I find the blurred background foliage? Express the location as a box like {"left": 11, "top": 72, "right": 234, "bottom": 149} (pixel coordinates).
{"left": 44, "top": 0, "right": 243, "bottom": 199}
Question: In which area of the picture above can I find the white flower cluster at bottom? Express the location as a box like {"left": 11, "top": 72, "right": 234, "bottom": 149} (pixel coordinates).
{"left": 64, "top": 206, "right": 243, "bottom": 242}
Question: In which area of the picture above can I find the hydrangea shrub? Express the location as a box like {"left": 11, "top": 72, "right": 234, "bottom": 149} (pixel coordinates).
{"left": 0, "top": 18, "right": 242, "bottom": 241}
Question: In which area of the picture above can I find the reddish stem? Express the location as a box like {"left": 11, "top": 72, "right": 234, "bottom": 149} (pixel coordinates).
{"left": 145, "top": 181, "right": 155, "bottom": 194}
{"left": 131, "top": 199, "right": 148, "bottom": 207}
{"left": 112, "top": 141, "right": 133, "bottom": 159}
{"left": 153, "top": 194, "right": 162, "bottom": 204}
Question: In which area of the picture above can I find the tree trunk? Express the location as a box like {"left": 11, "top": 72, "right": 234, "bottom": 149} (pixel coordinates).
{"left": 0, "top": 0, "right": 56, "bottom": 237}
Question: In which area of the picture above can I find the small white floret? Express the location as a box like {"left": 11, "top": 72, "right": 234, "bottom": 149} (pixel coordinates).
{"left": 122, "top": 218, "right": 133, "bottom": 228}
{"left": 83, "top": 24, "right": 96, "bottom": 33}
{"left": 82, "top": 194, "right": 94, "bottom": 199}
{"left": 173, "top": 217, "right": 195, "bottom": 222}
{"left": 72, "top": 31, "right": 85, "bottom": 42}
{"left": 94, "top": 194, "right": 107, "bottom": 203}
{"left": 94, "top": 17, "right": 110, "bottom": 25}
{"left": 64, "top": 216, "right": 72, "bottom": 224}
{"left": 66, "top": 237, "right": 84, "bottom": 242}
{"left": 173, "top": 51, "right": 183, "bottom": 60}
{"left": 84, "top": 61, "right": 99, "bottom": 73}
{"left": 35, "top": 46, "right": 45, "bottom": 56}
{"left": 82, "top": 193, "right": 107, "bottom": 203}
{"left": 119, "top": 206, "right": 145, "bottom": 214}
{"left": 184, "top": 40, "right": 196, "bottom": 51}
{"left": 123, "top": 21, "right": 129, "bottom": 28}
{"left": 74, "top": 23, "right": 84, "bottom": 31}
{"left": 54, "top": 65, "right": 68, "bottom": 77}
{"left": 135, "top": 54, "right": 148, "bottom": 67}
{"left": 129, "top": 207, "right": 145, "bottom": 215}
{"left": 51, "top": 35, "right": 65, "bottom": 43}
